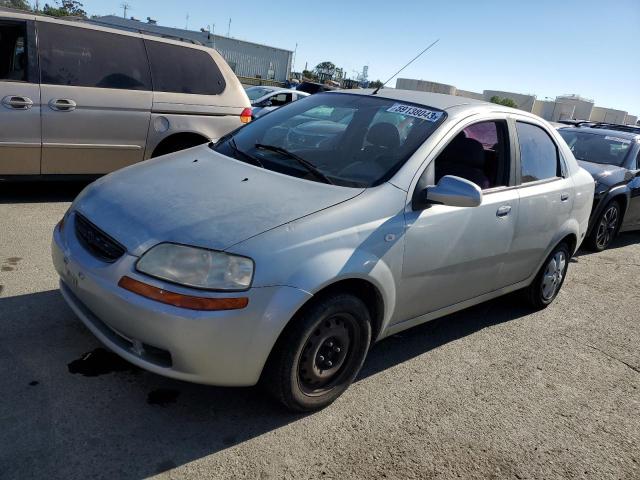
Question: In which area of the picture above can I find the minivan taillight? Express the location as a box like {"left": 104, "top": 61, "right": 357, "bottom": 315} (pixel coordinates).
{"left": 240, "top": 108, "right": 252, "bottom": 124}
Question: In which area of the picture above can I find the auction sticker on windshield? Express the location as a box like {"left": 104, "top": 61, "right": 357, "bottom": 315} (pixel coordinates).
{"left": 386, "top": 104, "right": 443, "bottom": 122}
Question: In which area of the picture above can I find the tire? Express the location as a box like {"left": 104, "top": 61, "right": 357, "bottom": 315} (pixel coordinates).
{"left": 262, "top": 293, "right": 372, "bottom": 412}
{"left": 585, "top": 200, "right": 621, "bottom": 252}
{"left": 524, "top": 242, "right": 570, "bottom": 309}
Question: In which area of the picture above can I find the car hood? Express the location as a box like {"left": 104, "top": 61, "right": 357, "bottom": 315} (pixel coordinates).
{"left": 577, "top": 160, "right": 628, "bottom": 186}
{"left": 73, "top": 145, "right": 363, "bottom": 257}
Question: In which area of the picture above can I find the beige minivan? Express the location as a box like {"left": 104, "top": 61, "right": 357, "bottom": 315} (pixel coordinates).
{"left": 0, "top": 10, "right": 251, "bottom": 178}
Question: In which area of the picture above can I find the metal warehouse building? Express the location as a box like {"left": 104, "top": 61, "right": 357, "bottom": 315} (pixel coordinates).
{"left": 87, "top": 16, "right": 293, "bottom": 83}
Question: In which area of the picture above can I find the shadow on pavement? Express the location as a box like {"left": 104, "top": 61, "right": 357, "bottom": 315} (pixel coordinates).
{"left": 0, "top": 286, "right": 531, "bottom": 479}
{"left": 574, "top": 230, "right": 640, "bottom": 258}
{"left": 0, "top": 180, "right": 93, "bottom": 204}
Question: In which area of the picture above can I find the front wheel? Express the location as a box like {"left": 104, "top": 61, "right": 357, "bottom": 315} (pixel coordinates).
{"left": 586, "top": 200, "right": 621, "bottom": 252}
{"left": 524, "top": 242, "right": 570, "bottom": 309}
{"left": 262, "top": 294, "right": 372, "bottom": 412}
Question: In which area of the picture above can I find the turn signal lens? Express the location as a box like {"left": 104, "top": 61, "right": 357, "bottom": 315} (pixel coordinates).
{"left": 118, "top": 276, "right": 249, "bottom": 311}
{"left": 240, "top": 107, "right": 252, "bottom": 124}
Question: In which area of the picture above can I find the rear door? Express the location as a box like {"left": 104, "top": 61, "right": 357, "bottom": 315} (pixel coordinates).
{"left": 505, "top": 119, "right": 574, "bottom": 282}
{"left": 38, "top": 21, "right": 152, "bottom": 174}
{"left": 0, "top": 17, "right": 40, "bottom": 175}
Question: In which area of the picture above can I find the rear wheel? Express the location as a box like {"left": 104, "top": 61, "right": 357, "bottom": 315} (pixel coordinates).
{"left": 586, "top": 200, "right": 621, "bottom": 252}
{"left": 263, "top": 294, "right": 371, "bottom": 412}
{"left": 524, "top": 242, "right": 570, "bottom": 309}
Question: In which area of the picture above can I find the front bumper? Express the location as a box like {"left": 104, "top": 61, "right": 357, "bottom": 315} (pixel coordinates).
{"left": 52, "top": 213, "right": 311, "bottom": 386}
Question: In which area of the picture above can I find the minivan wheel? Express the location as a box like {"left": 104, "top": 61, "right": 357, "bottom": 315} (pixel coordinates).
{"left": 586, "top": 200, "right": 621, "bottom": 252}
{"left": 263, "top": 294, "right": 371, "bottom": 412}
{"left": 524, "top": 242, "right": 570, "bottom": 309}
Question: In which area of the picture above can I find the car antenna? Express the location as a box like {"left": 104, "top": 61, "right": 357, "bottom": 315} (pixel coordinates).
{"left": 372, "top": 39, "right": 440, "bottom": 95}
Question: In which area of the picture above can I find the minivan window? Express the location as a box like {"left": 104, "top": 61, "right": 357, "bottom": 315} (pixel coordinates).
{"left": 38, "top": 22, "right": 151, "bottom": 90}
{"left": 516, "top": 122, "right": 560, "bottom": 183}
{"left": 145, "top": 40, "right": 226, "bottom": 95}
{"left": 214, "top": 93, "right": 446, "bottom": 187}
{"left": 0, "top": 21, "right": 28, "bottom": 82}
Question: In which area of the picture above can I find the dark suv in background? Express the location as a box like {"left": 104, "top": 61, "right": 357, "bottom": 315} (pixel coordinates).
{"left": 558, "top": 125, "right": 640, "bottom": 251}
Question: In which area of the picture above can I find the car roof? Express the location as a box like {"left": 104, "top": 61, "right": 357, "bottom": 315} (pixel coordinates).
{"left": 330, "top": 88, "right": 490, "bottom": 111}
{"left": 559, "top": 126, "right": 640, "bottom": 141}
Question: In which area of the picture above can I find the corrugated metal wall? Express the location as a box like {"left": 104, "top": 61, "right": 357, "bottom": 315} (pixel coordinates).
{"left": 213, "top": 37, "right": 291, "bottom": 81}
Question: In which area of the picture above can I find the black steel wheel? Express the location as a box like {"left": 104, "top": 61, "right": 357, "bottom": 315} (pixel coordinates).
{"left": 263, "top": 293, "right": 371, "bottom": 412}
{"left": 586, "top": 200, "right": 621, "bottom": 252}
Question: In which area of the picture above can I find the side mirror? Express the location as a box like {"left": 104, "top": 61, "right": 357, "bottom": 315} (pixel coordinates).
{"left": 415, "top": 175, "right": 482, "bottom": 210}
{"left": 260, "top": 99, "right": 273, "bottom": 107}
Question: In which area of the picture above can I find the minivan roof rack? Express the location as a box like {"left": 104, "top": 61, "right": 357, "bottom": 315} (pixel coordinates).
{"left": 136, "top": 30, "right": 204, "bottom": 46}
{"left": 587, "top": 122, "right": 640, "bottom": 134}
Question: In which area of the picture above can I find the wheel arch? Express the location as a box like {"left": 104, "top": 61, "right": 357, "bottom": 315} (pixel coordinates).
{"left": 151, "top": 132, "right": 210, "bottom": 158}
{"left": 258, "top": 276, "right": 386, "bottom": 386}
{"left": 586, "top": 188, "right": 630, "bottom": 237}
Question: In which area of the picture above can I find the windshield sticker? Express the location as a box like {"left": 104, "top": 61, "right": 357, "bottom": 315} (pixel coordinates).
{"left": 604, "top": 136, "right": 631, "bottom": 144}
{"left": 386, "top": 103, "right": 444, "bottom": 122}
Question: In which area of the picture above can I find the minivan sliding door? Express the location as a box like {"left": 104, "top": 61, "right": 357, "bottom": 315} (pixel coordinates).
{"left": 37, "top": 21, "right": 152, "bottom": 174}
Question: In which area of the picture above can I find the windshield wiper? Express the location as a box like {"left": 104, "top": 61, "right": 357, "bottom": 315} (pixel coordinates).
{"left": 254, "top": 143, "right": 334, "bottom": 185}
{"left": 229, "top": 138, "right": 265, "bottom": 168}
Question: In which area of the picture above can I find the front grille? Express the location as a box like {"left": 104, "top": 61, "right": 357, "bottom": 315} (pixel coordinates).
{"left": 74, "top": 213, "right": 126, "bottom": 262}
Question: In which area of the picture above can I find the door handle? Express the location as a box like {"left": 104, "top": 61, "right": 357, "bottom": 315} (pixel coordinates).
{"left": 496, "top": 205, "right": 512, "bottom": 217}
{"left": 49, "top": 98, "right": 77, "bottom": 111}
{"left": 561, "top": 192, "right": 570, "bottom": 202}
{"left": 2, "top": 95, "right": 33, "bottom": 109}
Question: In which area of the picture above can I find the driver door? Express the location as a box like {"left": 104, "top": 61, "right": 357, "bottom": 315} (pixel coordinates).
{"left": 394, "top": 118, "right": 520, "bottom": 322}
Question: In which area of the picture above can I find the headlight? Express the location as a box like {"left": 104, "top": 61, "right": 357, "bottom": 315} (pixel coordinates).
{"left": 136, "top": 243, "right": 254, "bottom": 291}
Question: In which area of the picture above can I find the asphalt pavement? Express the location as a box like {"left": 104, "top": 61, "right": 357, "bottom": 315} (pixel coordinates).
{"left": 0, "top": 181, "right": 638, "bottom": 479}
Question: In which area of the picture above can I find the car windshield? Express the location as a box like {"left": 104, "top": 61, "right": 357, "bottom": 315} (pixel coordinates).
{"left": 245, "top": 86, "right": 275, "bottom": 101}
{"left": 559, "top": 130, "right": 633, "bottom": 166}
{"left": 213, "top": 93, "right": 447, "bottom": 187}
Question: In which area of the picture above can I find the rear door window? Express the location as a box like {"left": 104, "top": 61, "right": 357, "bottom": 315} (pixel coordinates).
{"left": 145, "top": 40, "right": 226, "bottom": 95}
{"left": 516, "top": 122, "right": 560, "bottom": 183}
{"left": 38, "top": 22, "right": 151, "bottom": 90}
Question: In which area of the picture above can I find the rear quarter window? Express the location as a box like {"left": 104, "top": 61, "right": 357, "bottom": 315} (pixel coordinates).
{"left": 145, "top": 41, "right": 226, "bottom": 95}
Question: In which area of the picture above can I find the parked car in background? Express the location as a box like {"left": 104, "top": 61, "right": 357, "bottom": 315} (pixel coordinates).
{"left": 558, "top": 126, "right": 640, "bottom": 251}
{"left": 52, "top": 90, "right": 594, "bottom": 411}
{"left": 245, "top": 86, "right": 309, "bottom": 119}
{"left": 296, "top": 81, "right": 337, "bottom": 95}
{"left": 0, "top": 11, "right": 250, "bottom": 179}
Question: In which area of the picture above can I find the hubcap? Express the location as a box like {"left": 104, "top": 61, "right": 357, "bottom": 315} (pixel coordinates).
{"left": 541, "top": 251, "right": 566, "bottom": 301}
{"left": 298, "top": 315, "right": 352, "bottom": 395}
{"left": 595, "top": 205, "right": 619, "bottom": 249}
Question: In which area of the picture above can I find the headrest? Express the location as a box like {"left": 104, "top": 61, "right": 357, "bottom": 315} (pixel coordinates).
{"left": 366, "top": 122, "right": 400, "bottom": 149}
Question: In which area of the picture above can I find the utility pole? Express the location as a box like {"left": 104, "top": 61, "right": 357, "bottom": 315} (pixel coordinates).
{"left": 227, "top": 18, "right": 231, "bottom": 37}
{"left": 186, "top": 13, "right": 190, "bottom": 30}
{"left": 121, "top": 2, "right": 131, "bottom": 19}
{"left": 212, "top": 23, "right": 216, "bottom": 50}
{"left": 292, "top": 43, "right": 298, "bottom": 73}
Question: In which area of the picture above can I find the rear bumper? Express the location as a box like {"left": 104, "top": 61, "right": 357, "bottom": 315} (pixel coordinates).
{"left": 52, "top": 215, "right": 311, "bottom": 386}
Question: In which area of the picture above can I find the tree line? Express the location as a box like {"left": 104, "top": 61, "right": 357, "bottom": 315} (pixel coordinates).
{"left": 1, "top": 0, "right": 86, "bottom": 17}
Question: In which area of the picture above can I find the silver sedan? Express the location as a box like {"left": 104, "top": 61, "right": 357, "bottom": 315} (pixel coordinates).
{"left": 52, "top": 89, "right": 594, "bottom": 411}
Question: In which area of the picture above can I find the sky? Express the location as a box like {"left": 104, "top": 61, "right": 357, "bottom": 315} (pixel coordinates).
{"left": 75, "top": 0, "right": 640, "bottom": 116}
